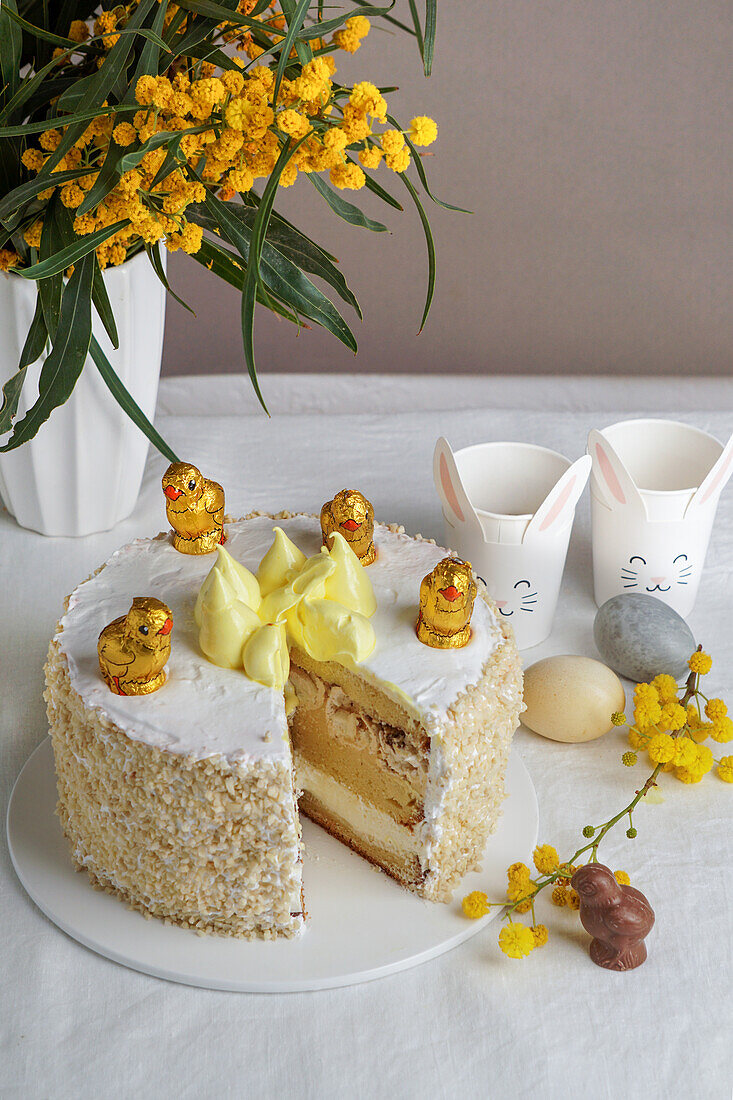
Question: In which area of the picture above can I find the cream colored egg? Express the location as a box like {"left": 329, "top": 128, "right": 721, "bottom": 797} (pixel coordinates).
{"left": 522, "top": 655, "right": 625, "bottom": 743}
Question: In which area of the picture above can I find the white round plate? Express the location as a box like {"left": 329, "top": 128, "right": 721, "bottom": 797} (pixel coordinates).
{"left": 8, "top": 739, "right": 538, "bottom": 992}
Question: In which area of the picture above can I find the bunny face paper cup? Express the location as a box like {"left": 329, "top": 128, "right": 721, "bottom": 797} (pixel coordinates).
{"left": 434, "top": 438, "right": 591, "bottom": 649}
{"left": 588, "top": 419, "right": 733, "bottom": 617}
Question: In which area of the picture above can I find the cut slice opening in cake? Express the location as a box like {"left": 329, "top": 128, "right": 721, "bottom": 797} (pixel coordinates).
{"left": 289, "top": 655, "right": 430, "bottom": 891}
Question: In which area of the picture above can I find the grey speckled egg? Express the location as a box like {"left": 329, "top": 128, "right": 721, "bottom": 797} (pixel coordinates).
{"left": 594, "top": 594, "right": 695, "bottom": 683}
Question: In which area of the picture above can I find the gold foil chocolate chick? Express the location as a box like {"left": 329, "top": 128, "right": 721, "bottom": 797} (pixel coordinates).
{"left": 320, "top": 489, "right": 376, "bottom": 566}
{"left": 162, "top": 461, "right": 225, "bottom": 554}
{"left": 97, "top": 596, "right": 173, "bottom": 695}
{"left": 416, "top": 557, "right": 477, "bottom": 649}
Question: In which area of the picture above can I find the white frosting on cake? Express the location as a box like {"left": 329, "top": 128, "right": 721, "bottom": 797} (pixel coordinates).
{"left": 58, "top": 514, "right": 501, "bottom": 764}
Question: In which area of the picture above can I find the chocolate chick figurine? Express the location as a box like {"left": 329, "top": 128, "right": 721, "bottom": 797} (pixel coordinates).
{"left": 416, "top": 557, "right": 477, "bottom": 649}
{"left": 572, "top": 864, "right": 655, "bottom": 971}
{"left": 321, "top": 489, "right": 376, "bottom": 566}
{"left": 162, "top": 461, "right": 225, "bottom": 554}
{"left": 98, "top": 596, "right": 173, "bottom": 696}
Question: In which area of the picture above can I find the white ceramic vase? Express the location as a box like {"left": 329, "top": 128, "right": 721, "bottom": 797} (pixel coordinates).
{"left": 0, "top": 250, "right": 166, "bottom": 536}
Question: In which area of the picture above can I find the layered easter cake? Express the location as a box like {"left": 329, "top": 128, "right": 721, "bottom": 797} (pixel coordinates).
{"left": 45, "top": 484, "right": 522, "bottom": 939}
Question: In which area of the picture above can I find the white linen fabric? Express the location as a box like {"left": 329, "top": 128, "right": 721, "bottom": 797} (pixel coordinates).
{"left": 1, "top": 376, "right": 731, "bottom": 1100}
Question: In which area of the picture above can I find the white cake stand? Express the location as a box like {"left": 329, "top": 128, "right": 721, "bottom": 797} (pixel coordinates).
{"left": 8, "top": 738, "right": 538, "bottom": 992}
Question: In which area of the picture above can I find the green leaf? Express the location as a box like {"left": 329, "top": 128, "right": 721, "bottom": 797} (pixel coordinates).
{"left": 343, "top": 0, "right": 413, "bottom": 35}
{"left": 1, "top": 5, "right": 75, "bottom": 49}
{"left": 91, "top": 257, "right": 119, "bottom": 349}
{"left": 308, "top": 173, "right": 388, "bottom": 232}
{"left": 192, "top": 238, "right": 305, "bottom": 326}
{"left": 0, "top": 252, "right": 94, "bottom": 451}
{"left": 0, "top": 293, "right": 47, "bottom": 436}
{"left": 0, "top": 103, "right": 138, "bottom": 138}
{"left": 241, "top": 140, "right": 299, "bottom": 412}
{"left": 38, "top": 197, "right": 65, "bottom": 337}
{"left": 192, "top": 193, "right": 358, "bottom": 347}
{"left": 407, "top": 0, "right": 424, "bottom": 56}
{"left": 0, "top": 166, "right": 96, "bottom": 226}
{"left": 175, "top": 0, "right": 282, "bottom": 38}
{"left": 144, "top": 242, "right": 196, "bottom": 316}
{"left": 17, "top": 219, "right": 130, "bottom": 280}
{"left": 89, "top": 336, "right": 179, "bottom": 465}
{"left": 0, "top": 0, "right": 23, "bottom": 101}
{"left": 127, "top": 0, "right": 171, "bottom": 92}
{"left": 398, "top": 173, "right": 435, "bottom": 333}
{"left": 297, "top": 2, "right": 396, "bottom": 39}
{"left": 197, "top": 198, "right": 361, "bottom": 318}
{"left": 424, "top": 0, "right": 437, "bottom": 77}
{"left": 274, "top": 0, "right": 312, "bottom": 103}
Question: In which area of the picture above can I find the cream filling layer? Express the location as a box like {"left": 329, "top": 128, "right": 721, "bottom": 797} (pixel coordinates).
{"left": 295, "top": 757, "right": 422, "bottom": 861}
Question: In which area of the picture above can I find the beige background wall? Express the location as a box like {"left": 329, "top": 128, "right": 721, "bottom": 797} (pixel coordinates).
{"left": 162, "top": 1, "right": 732, "bottom": 378}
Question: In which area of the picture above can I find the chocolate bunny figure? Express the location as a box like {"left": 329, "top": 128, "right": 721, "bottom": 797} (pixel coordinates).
{"left": 572, "top": 864, "right": 654, "bottom": 971}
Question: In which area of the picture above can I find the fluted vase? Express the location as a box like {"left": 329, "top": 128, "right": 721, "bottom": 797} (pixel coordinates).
{"left": 0, "top": 251, "right": 166, "bottom": 536}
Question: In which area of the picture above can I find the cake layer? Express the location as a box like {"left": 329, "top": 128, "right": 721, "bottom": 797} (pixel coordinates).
{"left": 289, "top": 664, "right": 427, "bottom": 826}
{"left": 296, "top": 759, "right": 423, "bottom": 889}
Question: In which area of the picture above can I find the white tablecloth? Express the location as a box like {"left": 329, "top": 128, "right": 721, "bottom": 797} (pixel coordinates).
{"left": 2, "top": 376, "right": 731, "bottom": 1100}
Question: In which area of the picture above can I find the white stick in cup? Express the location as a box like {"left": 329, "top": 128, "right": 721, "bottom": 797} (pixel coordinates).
{"left": 588, "top": 419, "right": 733, "bottom": 617}
{"left": 434, "top": 437, "right": 591, "bottom": 649}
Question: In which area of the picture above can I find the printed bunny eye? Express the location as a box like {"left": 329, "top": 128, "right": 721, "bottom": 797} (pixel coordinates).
{"left": 673, "top": 554, "right": 693, "bottom": 586}
{"left": 188, "top": 479, "right": 196, "bottom": 491}
{"left": 621, "top": 557, "right": 644, "bottom": 588}
{"left": 514, "top": 579, "right": 538, "bottom": 613}
{"left": 138, "top": 625, "right": 149, "bottom": 635}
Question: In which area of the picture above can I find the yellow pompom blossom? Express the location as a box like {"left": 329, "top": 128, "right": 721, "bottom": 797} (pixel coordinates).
{"left": 0, "top": 248, "right": 21, "bottom": 271}
{"left": 380, "top": 130, "right": 405, "bottom": 156}
{"left": 349, "top": 81, "right": 387, "bottom": 120}
{"left": 21, "top": 148, "right": 45, "bottom": 172}
{"left": 710, "top": 717, "right": 733, "bottom": 743}
{"left": 533, "top": 845, "right": 559, "bottom": 875}
{"left": 705, "top": 698, "right": 727, "bottom": 722}
{"left": 611, "top": 711, "right": 627, "bottom": 726}
{"left": 329, "top": 162, "right": 365, "bottom": 191}
{"left": 385, "top": 147, "right": 411, "bottom": 173}
{"left": 673, "top": 737, "right": 698, "bottom": 769}
{"left": 498, "top": 923, "right": 535, "bottom": 959}
{"left": 462, "top": 890, "right": 490, "bottom": 919}
{"left": 717, "top": 756, "right": 733, "bottom": 782}
{"left": 359, "top": 146, "right": 383, "bottom": 169}
{"left": 633, "top": 682, "right": 662, "bottom": 730}
{"left": 23, "top": 220, "right": 43, "bottom": 249}
{"left": 622, "top": 750, "right": 637, "bottom": 766}
{"left": 566, "top": 889, "right": 580, "bottom": 911}
{"left": 112, "top": 123, "right": 137, "bottom": 146}
{"left": 689, "top": 651, "right": 712, "bottom": 675}
{"left": 409, "top": 116, "right": 438, "bottom": 146}
{"left": 550, "top": 885, "right": 567, "bottom": 907}
{"left": 333, "top": 15, "right": 370, "bottom": 53}
{"left": 613, "top": 870, "right": 631, "bottom": 886}
{"left": 652, "top": 674, "right": 679, "bottom": 704}
{"left": 647, "top": 732, "right": 676, "bottom": 764}
{"left": 659, "top": 702, "right": 687, "bottom": 732}
{"left": 531, "top": 924, "right": 549, "bottom": 947}
{"left": 68, "top": 19, "right": 89, "bottom": 43}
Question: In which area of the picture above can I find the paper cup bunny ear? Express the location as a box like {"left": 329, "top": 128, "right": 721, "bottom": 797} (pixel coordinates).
{"left": 523, "top": 455, "right": 592, "bottom": 541}
{"left": 686, "top": 430, "right": 733, "bottom": 514}
{"left": 587, "top": 429, "right": 646, "bottom": 517}
{"left": 433, "top": 437, "right": 484, "bottom": 537}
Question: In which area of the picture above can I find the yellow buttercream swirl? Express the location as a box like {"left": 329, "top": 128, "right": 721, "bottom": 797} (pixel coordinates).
{"left": 196, "top": 526, "right": 378, "bottom": 683}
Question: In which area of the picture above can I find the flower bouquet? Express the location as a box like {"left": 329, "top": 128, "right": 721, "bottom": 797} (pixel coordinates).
{"left": 0, "top": 0, "right": 448, "bottom": 466}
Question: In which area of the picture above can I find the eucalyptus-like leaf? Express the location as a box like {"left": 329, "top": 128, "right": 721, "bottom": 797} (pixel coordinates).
{"left": 0, "top": 252, "right": 94, "bottom": 451}
{"left": 0, "top": 294, "right": 47, "bottom": 436}
{"left": 0, "top": 103, "right": 138, "bottom": 138}
{"left": 0, "top": 167, "right": 96, "bottom": 225}
{"left": 424, "top": 0, "right": 437, "bottom": 77}
{"left": 91, "top": 256, "right": 120, "bottom": 349}
{"left": 192, "top": 238, "right": 306, "bottom": 326}
{"left": 398, "top": 173, "right": 435, "bottom": 333}
{"left": 273, "top": 0, "right": 312, "bottom": 104}
{"left": 308, "top": 174, "right": 388, "bottom": 232}
{"left": 89, "top": 336, "right": 180, "bottom": 465}
{"left": 0, "top": 0, "right": 23, "bottom": 101}
{"left": 144, "top": 241, "right": 196, "bottom": 315}
{"left": 297, "top": 2, "right": 395, "bottom": 38}
{"left": 17, "top": 219, "right": 130, "bottom": 280}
